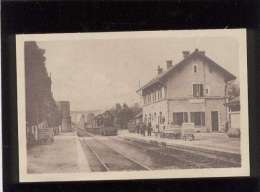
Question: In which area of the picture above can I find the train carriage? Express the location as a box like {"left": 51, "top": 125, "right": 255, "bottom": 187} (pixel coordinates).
{"left": 84, "top": 111, "right": 117, "bottom": 136}
{"left": 100, "top": 111, "right": 117, "bottom": 136}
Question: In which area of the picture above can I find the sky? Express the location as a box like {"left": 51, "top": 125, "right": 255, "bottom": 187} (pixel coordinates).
{"left": 37, "top": 35, "right": 239, "bottom": 111}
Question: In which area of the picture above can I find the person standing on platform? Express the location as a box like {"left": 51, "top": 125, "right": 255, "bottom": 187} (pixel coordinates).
{"left": 148, "top": 121, "right": 152, "bottom": 136}
{"left": 142, "top": 123, "right": 146, "bottom": 136}
{"left": 136, "top": 122, "right": 140, "bottom": 134}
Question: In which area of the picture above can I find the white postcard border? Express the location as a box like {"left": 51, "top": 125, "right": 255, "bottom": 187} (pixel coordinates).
{"left": 16, "top": 29, "right": 250, "bottom": 182}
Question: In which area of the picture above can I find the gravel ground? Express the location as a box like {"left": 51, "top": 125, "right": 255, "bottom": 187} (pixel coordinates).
{"left": 80, "top": 138, "right": 107, "bottom": 172}
{"left": 96, "top": 136, "right": 241, "bottom": 170}
{"left": 82, "top": 137, "right": 146, "bottom": 171}
{"left": 109, "top": 137, "right": 195, "bottom": 169}
{"left": 103, "top": 137, "right": 180, "bottom": 169}
{"left": 124, "top": 138, "right": 241, "bottom": 168}
{"left": 27, "top": 137, "right": 79, "bottom": 173}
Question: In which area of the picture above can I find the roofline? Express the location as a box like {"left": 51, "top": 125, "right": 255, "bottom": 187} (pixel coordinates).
{"left": 137, "top": 50, "right": 236, "bottom": 93}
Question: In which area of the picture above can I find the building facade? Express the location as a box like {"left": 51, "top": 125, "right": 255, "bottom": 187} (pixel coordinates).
{"left": 57, "top": 101, "right": 72, "bottom": 132}
{"left": 138, "top": 49, "right": 236, "bottom": 132}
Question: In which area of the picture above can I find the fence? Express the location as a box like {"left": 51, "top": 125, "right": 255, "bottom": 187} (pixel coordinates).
{"left": 27, "top": 121, "right": 55, "bottom": 146}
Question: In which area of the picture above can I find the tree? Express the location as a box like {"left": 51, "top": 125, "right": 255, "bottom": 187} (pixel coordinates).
{"left": 227, "top": 80, "right": 240, "bottom": 99}
{"left": 120, "top": 103, "right": 132, "bottom": 129}
{"left": 130, "top": 102, "right": 142, "bottom": 117}
{"left": 25, "top": 41, "right": 61, "bottom": 128}
{"left": 108, "top": 102, "right": 141, "bottom": 129}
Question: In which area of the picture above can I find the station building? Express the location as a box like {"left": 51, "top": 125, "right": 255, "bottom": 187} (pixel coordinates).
{"left": 137, "top": 49, "right": 236, "bottom": 132}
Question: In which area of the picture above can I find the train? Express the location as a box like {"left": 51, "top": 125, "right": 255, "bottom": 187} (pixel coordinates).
{"left": 81, "top": 111, "right": 118, "bottom": 136}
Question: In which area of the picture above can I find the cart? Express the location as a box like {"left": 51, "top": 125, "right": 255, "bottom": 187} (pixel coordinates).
{"left": 181, "top": 123, "right": 195, "bottom": 141}
{"left": 160, "top": 128, "right": 181, "bottom": 139}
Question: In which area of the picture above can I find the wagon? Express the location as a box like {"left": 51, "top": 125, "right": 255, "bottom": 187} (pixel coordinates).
{"left": 38, "top": 127, "right": 54, "bottom": 144}
{"left": 181, "top": 123, "right": 195, "bottom": 141}
{"left": 160, "top": 128, "right": 181, "bottom": 139}
{"left": 100, "top": 126, "right": 118, "bottom": 136}
{"left": 127, "top": 120, "right": 136, "bottom": 133}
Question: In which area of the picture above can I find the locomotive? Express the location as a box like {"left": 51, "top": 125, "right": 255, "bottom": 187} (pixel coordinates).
{"left": 84, "top": 111, "right": 118, "bottom": 136}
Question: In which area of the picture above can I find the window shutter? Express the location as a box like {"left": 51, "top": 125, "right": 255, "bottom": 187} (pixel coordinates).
{"left": 200, "top": 84, "right": 204, "bottom": 97}
{"left": 201, "top": 112, "right": 205, "bottom": 126}
{"left": 190, "top": 112, "right": 194, "bottom": 123}
{"left": 184, "top": 112, "right": 188, "bottom": 122}
{"left": 193, "top": 84, "right": 196, "bottom": 97}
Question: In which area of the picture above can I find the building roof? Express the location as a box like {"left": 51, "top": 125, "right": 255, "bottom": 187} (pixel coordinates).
{"left": 137, "top": 49, "right": 236, "bottom": 93}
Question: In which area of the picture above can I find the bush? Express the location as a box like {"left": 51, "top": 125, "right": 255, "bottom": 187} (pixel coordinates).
{"left": 227, "top": 128, "right": 240, "bottom": 138}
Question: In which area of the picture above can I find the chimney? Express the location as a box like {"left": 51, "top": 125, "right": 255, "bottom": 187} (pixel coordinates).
{"left": 199, "top": 51, "right": 205, "bottom": 56}
{"left": 195, "top": 48, "right": 205, "bottom": 56}
{"left": 166, "top": 60, "right": 173, "bottom": 69}
{"left": 182, "top": 51, "right": 190, "bottom": 58}
{"left": 157, "top": 65, "right": 163, "bottom": 75}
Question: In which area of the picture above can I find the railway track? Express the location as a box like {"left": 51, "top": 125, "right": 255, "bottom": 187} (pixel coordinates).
{"left": 113, "top": 137, "right": 241, "bottom": 168}
{"left": 110, "top": 137, "right": 200, "bottom": 169}
{"left": 81, "top": 137, "right": 151, "bottom": 171}
{"left": 80, "top": 130, "right": 240, "bottom": 169}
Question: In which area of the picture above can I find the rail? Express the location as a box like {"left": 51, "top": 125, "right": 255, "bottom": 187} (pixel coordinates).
{"left": 114, "top": 137, "right": 241, "bottom": 168}
{"left": 96, "top": 138, "right": 152, "bottom": 171}
{"left": 83, "top": 137, "right": 151, "bottom": 171}
{"left": 82, "top": 139, "right": 109, "bottom": 171}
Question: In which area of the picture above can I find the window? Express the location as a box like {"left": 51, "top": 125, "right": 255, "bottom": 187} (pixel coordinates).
{"left": 173, "top": 112, "right": 188, "bottom": 126}
{"left": 163, "top": 87, "right": 167, "bottom": 98}
{"left": 148, "top": 94, "right": 151, "bottom": 103}
{"left": 159, "top": 112, "right": 165, "bottom": 124}
{"left": 190, "top": 112, "right": 205, "bottom": 127}
{"left": 204, "top": 85, "right": 210, "bottom": 95}
{"left": 158, "top": 88, "right": 162, "bottom": 99}
{"left": 193, "top": 64, "right": 198, "bottom": 73}
{"left": 193, "top": 84, "right": 204, "bottom": 97}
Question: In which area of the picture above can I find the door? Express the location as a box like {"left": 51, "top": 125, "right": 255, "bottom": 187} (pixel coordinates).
{"left": 211, "top": 111, "right": 219, "bottom": 132}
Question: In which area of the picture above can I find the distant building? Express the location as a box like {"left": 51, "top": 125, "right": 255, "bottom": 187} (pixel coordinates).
{"left": 79, "top": 114, "right": 86, "bottom": 129}
{"left": 57, "top": 101, "right": 72, "bottom": 132}
{"left": 86, "top": 113, "right": 95, "bottom": 128}
{"left": 137, "top": 49, "right": 236, "bottom": 132}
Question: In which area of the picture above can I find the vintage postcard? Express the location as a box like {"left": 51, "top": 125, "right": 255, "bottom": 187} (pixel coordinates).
{"left": 16, "top": 29, "right": 249, "bottom": 182}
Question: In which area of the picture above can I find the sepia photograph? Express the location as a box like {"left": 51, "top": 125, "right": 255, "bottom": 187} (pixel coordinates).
{"left": 16, "top": 29, "right": 249, "bottom": 182}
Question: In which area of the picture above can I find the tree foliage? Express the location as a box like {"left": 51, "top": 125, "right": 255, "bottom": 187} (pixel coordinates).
{"left": 227, "top": 80, "right": 240, "bottom": 99}
{"left": 108, "top": 102, "right": 141, "bottom": 129}
{"left": 25, "top": 41, "right": 61, "bottom": 127}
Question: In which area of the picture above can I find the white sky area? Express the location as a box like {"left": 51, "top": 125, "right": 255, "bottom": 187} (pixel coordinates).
{"left": 38, "top": 36, "right": 239, "bottom": 111}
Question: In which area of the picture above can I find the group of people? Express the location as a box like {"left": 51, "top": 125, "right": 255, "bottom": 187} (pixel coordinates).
{"left": 135, "top": 121, "right": 152, "bottom": 136}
